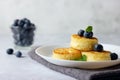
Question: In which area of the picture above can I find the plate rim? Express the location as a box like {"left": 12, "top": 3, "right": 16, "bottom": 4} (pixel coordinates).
{"left": 35, "top": 43, "right": 120, "bottom": 69}
{"left": 35, "top": 43, "right": 120, "bottom": 63}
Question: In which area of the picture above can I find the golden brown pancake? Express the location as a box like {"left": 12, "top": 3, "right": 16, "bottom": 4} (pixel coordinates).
{"left": 70, "top": 34, "right": 98, "bottom": 51}
{"left": 52, "top": 47, "right": 82, "bottom": 60}
{"left": 82, "top": 51, "right": 111, "bottom": 61}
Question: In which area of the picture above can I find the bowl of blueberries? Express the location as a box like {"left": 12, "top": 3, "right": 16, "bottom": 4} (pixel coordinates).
{"left": 11, "top": 18, "right": 36, "bottom": 47}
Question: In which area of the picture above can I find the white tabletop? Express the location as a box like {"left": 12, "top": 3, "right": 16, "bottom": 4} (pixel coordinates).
{"left": 0, "top": 34, "right": 120, "bottom": 80}
{"left": 0, "top": 34, "right": 76, "bottom": 80}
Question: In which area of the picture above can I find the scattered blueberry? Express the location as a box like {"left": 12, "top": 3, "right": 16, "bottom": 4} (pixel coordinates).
{"left": 16, "top": 51, "right": 22, "bottom": 57}
{"left": 83, "top": 32, "right": 93, "bottom": 38}
{"left": 78, "top": 29, "right": 84, "bottom": 36}
{"left": 6, "top": 48, "right": 14, "bottom": 55}
{"left": 94, "top": 44, "right": 103, "bottom": 52}
{"left": 110, "top": 53, "right": 118, "bottom": 60}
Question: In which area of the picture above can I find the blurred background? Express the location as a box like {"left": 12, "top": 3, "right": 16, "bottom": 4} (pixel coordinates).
{"left": 0, "top": 0, "right": 120, "bottom": 38}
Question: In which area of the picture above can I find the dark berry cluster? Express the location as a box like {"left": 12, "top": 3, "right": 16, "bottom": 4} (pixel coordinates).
{"left": 13, "top": 18, "right": 35, "bottom": 29}
{"left": 6, "top": 48, "right": 22, "bottom": 58}
{"left": 11, "top": 18, "right": 36, "bottom": 46}
{"left": 78, "top": 26, "right": 93, "bottom": 38}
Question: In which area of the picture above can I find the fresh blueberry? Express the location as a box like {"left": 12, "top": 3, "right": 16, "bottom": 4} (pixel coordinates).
{"left": 78, "top": 30, "right": 84, "bottom": 36}
{"left": 14, "top": 34, "right": 21, "bottom": 41}
{"left": 6, "top": 48, "right": 14, "bottom": 54}
{"left": 31, "top": 23, "right": 35, "bottom": 26}
{"left": 18, "top": 20, "right": 25, "bottom": 27}
{"left": 22, "top": 18, "right": 28, "bottom": 21}
{"left": 23, "top": 23, "right": 30, "bottom": 29}
{"left": 23, "top": 18, "right": 31, "bottom": 24}
{"left": 16, "top": 51, "right": 22, "bottom": 57}
{"left": 83, "top": 32, "right": 93, "bottom": 38}
{"left": 16, "top": 41, "right": 23, "bottom": 46}
{"left": 13, "top": 19, "right": 19, "bottom": 26}
{"left": 110, "top": 53, "right": 118, "bottom": 60}
{"left": 94, "top": 44, "right": 103, "bottom": 52}
{"left": 31, "top": 23, "right": 36, "bottom": 30}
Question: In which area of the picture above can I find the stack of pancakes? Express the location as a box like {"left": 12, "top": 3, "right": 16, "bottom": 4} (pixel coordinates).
{"left": 70, "top": 34, "right": 111, "bottom": 61}
{"left": 52, "top": 29, "right": 111, "bottom": 61}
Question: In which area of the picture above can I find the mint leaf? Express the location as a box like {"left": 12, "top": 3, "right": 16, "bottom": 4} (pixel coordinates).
{"left": 82, "top": 55, "right": 87, "bottom": 61}
{"left": 86, "top": 26, "right": 93, "bottom": 32}
{"left": 75, "top": 55, "right": 87, "bottom": 61}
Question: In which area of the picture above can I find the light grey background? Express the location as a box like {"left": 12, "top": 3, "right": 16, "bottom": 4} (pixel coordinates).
{"left": 0, "top": 1, "right": 120, "bottom": 80}
{"left": 0, "top": 0, "right": 120, "bottom": 35}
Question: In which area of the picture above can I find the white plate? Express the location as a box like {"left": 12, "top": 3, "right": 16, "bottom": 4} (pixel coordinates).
{"left": 35, "top": 43, "right": 120, "bottom": 69}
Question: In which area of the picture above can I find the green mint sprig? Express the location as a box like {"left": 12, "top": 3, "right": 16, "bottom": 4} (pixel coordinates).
{"left": 75, "top": 55, "right": 87, "bottom": 61}
{"left": 85, "top": 26, "right": 93, "bottom": 32}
